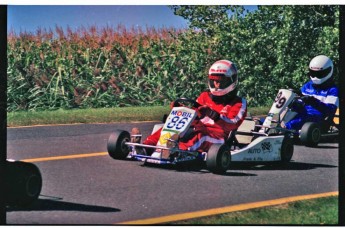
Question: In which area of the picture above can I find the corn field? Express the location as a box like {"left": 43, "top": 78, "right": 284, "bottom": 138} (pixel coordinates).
{"left": 7, "top": 25, "right": 218, "bottom": 111}
{"left": 7, "top": 6, "right": 339, "bottom": 112}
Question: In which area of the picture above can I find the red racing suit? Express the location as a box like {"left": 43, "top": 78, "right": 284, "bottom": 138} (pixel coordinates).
{"left": 144, "top": 91, "right": 247, "bottom": 152}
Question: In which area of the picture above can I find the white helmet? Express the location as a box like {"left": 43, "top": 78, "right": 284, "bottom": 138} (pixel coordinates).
{"left": 208, "top": 60, "right": 238, "bottom": 96}
{"left": 309, "top": 55, "right": 333, "bottom": 85}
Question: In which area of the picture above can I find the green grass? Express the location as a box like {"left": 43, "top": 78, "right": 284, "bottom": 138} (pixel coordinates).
{"left": 172, "top": 196, "right": 338, "bottom": 225}
{"left": 7, "top": 106, "right": 171, "bottom": 127}
{"left": 7, "top": 106, "right": 269, "bottom": 127}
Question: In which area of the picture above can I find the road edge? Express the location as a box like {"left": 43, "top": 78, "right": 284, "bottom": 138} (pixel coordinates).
{"left": 118, "top": 191, "right": 338, "bottom": 225}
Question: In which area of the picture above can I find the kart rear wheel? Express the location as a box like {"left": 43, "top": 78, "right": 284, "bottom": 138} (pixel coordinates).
{"left": 6, "top": 160, "right": 42, "bottom": 206}
{"left": 300, "top": 122, "right": 321, "bottom": 147}
{"left": 206, "top": 144, "right": 231, "bottom": 174}
{"left": 107, "top": 130, "right": 131, "bottom": 159}
{"left": 280, "top": 135, "right": 294, "bottom": 163}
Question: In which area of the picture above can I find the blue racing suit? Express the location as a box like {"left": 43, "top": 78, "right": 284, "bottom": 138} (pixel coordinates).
{"left": 285, "top": 80, "right": 339, "bottom": 131}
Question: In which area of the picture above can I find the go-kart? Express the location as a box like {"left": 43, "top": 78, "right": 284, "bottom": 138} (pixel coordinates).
{"left": 107, "top": 98, "right": 294, "bottom": 174}
{"left": 258, "top": 89, "right": 339, "bottom": 147}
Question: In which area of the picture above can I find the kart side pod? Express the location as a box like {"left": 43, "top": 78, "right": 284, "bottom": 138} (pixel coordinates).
{"left": 231, "top": 134, "right": 294, "bottom": 163}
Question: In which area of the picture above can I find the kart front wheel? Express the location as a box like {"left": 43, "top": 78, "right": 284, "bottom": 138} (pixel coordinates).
{"left": 280, "top": 135, "right": 294, "bottom": 163}
{"left": 206, "top": 144, "right": 231, "bottom": 174}
{"left": 107, "top": 130, "right": 131, "bottom": 159}
{"left": 300, "top": 122, "right": 321, "bottom": 147}
{"left": 6, "top": 160, "right": 42, "bottom": 206}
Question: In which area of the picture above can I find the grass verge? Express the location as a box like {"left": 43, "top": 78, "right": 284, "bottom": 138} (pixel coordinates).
{"left": 7, "top": 106, "right": 269, "bottom": 127}
{"left": 172, "top": 196, "right": 338, "bottom": 225}
{"left": 7, "top": 106, "right": 171, "bottom": 127}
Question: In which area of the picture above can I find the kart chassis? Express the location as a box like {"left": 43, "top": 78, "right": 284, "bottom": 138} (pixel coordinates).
{"left": 107, "top": 98, "right": 294, "bottom": 174}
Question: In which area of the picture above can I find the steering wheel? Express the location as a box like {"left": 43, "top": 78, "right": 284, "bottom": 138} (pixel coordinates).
{"left": 172, "top": 98, "right": 200, "bottom": 108}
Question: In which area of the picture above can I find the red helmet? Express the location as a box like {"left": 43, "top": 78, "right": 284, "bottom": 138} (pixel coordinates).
{"left": 208, "top": 60, "right": 238, "bottom": 96}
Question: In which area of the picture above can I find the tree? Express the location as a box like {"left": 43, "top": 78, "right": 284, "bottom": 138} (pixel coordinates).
{"left": 169, "top": 5, "right": 245, "bottom": 36}
{"left": 170, "top": 5, "right": 339, "bottom": 106}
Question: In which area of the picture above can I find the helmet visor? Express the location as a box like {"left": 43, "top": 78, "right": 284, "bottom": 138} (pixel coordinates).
{"left": 209, "top": 74, "right": 237, "bottom": 90}
{"left": 309, "top": 66, "right": 332, "bottom": 79}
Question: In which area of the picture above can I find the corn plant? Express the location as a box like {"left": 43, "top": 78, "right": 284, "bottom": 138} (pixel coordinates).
{"left": 7, "top": 25, "right": 213, "bottom": 111}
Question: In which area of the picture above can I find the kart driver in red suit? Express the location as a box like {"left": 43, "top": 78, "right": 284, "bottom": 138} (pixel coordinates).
{"left": 132, "top": 59, "right": 247, "bottom": 154}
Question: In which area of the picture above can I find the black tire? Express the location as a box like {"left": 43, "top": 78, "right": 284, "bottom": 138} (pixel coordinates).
{"left": 206, "top": 144, "right": 231, "bottom": 174}
{"left": 5, "top": 161, "right": 42, "bottom": 206}
{"left": 280, "top": 135, "right": 294, "bottom": 163}
{"left": 107, "top": 130, "right": 131, "bottom": 159}
{"left": 300, "top": 122, "right": 321, "bottom": 147}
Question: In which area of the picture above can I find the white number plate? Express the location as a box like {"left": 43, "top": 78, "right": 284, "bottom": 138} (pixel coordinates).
{"left": 157, "top": 107, "right": 196, "bottom": 147}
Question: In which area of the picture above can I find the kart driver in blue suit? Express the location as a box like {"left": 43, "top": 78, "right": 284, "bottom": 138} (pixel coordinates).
{"left": 285, "top": 55, "right": 339, "bottom": 131}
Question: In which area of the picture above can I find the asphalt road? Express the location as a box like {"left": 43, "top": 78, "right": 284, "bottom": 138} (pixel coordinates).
{"left": 6, "top": 122, "right": 339, "bottom": 224}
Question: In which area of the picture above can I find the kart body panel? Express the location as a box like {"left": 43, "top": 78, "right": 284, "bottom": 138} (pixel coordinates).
{"left": 231, "top": 135, "right": 284, "bottom": 162}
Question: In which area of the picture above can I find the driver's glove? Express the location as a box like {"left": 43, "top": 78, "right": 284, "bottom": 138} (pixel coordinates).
{"left": 290, "top": 99, "right": 306, "bottom": 114}
{"left": 301, "top": 96, "right": 319, "bottom": 106}
{"left": 208, "top": 109, "right": 220, "bottom": 121}
{"left": 198, "top": 106, "right": 220, "bottom": 121}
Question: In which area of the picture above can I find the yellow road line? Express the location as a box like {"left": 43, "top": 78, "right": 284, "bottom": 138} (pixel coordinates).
{"left": 19, "top": 153, "right": 338, "bottom": 225}
{"left": 118, "top": 191, "right": 338, "bottom": 225}
{"left": 21, "top": 152, "right": 108, "bottom": 163}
